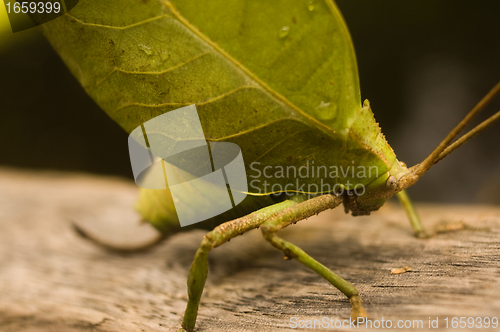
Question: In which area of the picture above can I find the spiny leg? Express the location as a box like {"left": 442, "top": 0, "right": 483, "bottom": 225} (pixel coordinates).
{"left": 180, "top": 197, "right": 305, "bottom": 331}
{"left": 396, "top": 189, "right": 426, "bottom": 238}
{"left": 260, "top": 194, "right": 368, "bottom": 319}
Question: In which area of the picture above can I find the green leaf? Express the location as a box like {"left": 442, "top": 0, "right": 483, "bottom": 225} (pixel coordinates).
{"left": 40, "top": 0, "right": 399, "bottom": 227}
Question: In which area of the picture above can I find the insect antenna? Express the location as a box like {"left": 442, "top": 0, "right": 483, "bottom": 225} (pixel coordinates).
{"left": 434, "top": 108, "right": 500, "bottom": 164}
{"left": 411, "top": 81, "right": 500, "bottom": 178}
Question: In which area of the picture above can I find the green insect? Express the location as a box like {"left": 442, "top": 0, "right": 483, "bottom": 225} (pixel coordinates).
{"left": 37, "top": 0, "right": 500, "bottom": 330}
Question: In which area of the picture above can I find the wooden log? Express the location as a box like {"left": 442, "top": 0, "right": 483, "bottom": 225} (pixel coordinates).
{"left": 0, "top": 168, "right": 499, "bottom": 331}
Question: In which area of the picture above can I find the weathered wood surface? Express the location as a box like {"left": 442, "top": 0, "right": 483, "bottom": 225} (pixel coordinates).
{"left": 0, "top": 167, "right": 499, "bottom": 331}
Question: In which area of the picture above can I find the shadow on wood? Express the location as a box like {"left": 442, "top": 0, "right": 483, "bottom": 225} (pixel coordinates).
{"left": 0, "top": 168, "right": 499, "bottom": 331}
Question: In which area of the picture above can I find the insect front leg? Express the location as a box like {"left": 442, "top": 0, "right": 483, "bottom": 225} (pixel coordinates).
{"left": 180, "top": 198, "right": 302, "bottom": 332}
{"left": 396, "top": 189, "right": 426, "bottom": 238}
{"left": 260, "top": 194, "right": 368, "bottom": 320}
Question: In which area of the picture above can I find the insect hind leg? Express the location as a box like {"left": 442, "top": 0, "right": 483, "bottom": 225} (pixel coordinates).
{"left": 259, "top": 194, "right": 368, "bottom": 320}
{"left": 180, "top": 199, "right": 300, "bottom": 331}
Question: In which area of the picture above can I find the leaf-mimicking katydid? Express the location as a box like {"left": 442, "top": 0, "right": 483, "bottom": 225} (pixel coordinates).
{"left": 35, "top": 0, "right": 500, "bottom": 330}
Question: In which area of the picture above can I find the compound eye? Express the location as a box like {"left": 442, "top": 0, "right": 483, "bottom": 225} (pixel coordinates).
{"left": 386, "top": 175, "right": 397, "bottom": 190}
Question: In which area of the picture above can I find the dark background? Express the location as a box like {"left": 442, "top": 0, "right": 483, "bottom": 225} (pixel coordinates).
{"left": 1, "top": 0, "right": 499, "bottom": 204}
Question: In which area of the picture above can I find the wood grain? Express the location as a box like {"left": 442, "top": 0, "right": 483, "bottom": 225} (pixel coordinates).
{"left": 0, "top": 168, "right": 499, "bottom": 331}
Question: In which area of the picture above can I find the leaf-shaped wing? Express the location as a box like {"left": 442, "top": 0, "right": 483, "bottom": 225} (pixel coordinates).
{"left": 41, "top": 0, "right": 396, "bottom": 200}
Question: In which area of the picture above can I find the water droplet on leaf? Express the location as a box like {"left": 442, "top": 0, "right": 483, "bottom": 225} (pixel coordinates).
{"left": 139, "top": 44, "right": 153, "bottom": 55}
{"left": 279, "top": 26, "right": 290, "bottom": 38}
{"left": 315, "top": 101, "right": 335, "bottom": 120}
{"left": 307, "top": 0, "right": 315, "bottom": 11}
{"left": 316, "top": 101, "right": 331, "bottom": 109}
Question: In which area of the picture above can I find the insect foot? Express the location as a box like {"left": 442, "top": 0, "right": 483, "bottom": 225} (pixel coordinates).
{"left": 350, "top": 295, "right": 369, "bottom": 320}
{"left": 260, "top": 195, "right": 368, "bottom": 321}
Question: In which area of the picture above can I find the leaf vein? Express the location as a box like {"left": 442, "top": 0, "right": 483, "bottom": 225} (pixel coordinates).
{"left": 111, "top": 85, "right": 259, "bottom": 117}
{"left": 163, "top": 2, "right": 336, "bottom": 138}
{"left": 95, "top": 52, "right": 212, "bottom": 90}
{"left": 210, "top": 118, "right": 303, "bottom": 141}
{"left": 253, "top": 129, "right": 310, "bottom": 163}
{"left": 117, "top": 51, "right": 211, "bottom": 75}
{"left": 65, "top": 13, "right": 169, "bottom": 30}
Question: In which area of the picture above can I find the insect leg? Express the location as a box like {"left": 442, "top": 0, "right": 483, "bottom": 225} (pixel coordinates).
{"left": 259, "top": 194, "right": 368, "bottom": 320}
{"left": 396, "top": 189, "right": 426, "bottom": 238}
{"left": 181, "top": 198, "right": 302, "bottom": 331}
